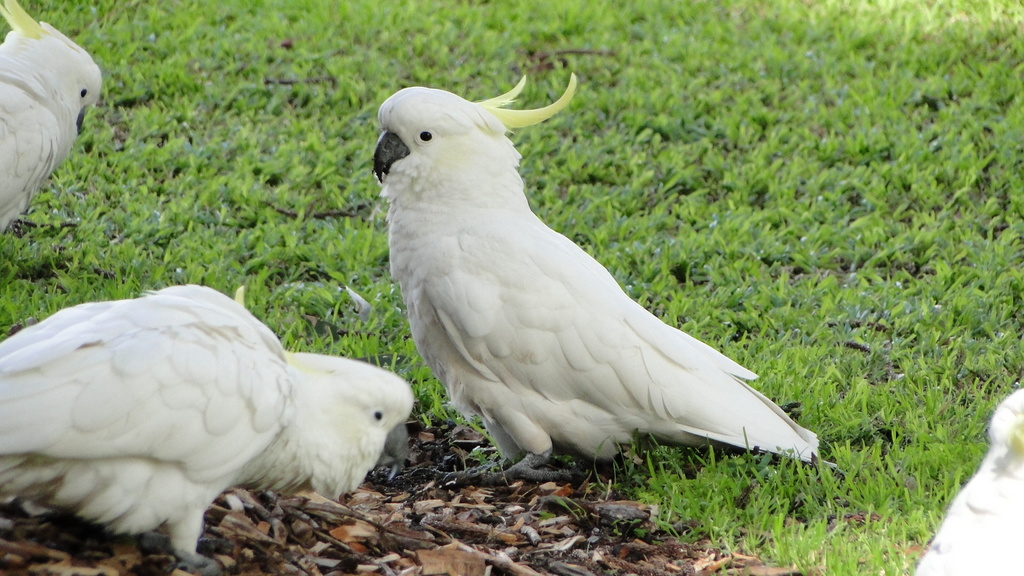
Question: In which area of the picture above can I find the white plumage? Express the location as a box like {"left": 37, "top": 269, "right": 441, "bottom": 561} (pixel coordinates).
{"left": 0, "top": 285, "right": 413, "bottom": 569}
{"left": 372, "top": 77, "right": 819, "bottom": 476}
{"left": 0, "top": 0, "right": 102, "bottom": 230}
{"left": 916, "top": 389, "right": 1024, "bottom": 575}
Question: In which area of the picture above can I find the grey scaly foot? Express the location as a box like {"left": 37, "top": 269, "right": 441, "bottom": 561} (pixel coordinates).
{"left": 479, "top": 451, "right": 584, "bottom": 485}
{"left": 138, "top": 532, "right": 222, "bottom": 576}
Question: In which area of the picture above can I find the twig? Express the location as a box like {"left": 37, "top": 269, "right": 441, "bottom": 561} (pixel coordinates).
{"left": 523, "top": 48, "right": 617, "bottom": 72}
{"left": 452, "top": 540, "right": 545, "bottom": 576}
{"left": 266, "top": 201, "right": 364, "bottom": 220}
{"left": 264, "top": 76, "right": 338, "bottom": 87}
{"left": 533, "top": 49, "right": 616, "bottom": 58}
{"left": 303, "top": 500, "right": 441, "bottom": 547}
{"left": 842, "top": 341, "right": 871, "bottom": 353}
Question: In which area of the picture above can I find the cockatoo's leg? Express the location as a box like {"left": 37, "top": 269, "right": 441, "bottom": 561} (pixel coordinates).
{"left": 138, "top": 517, "right": 222, "bottom": 576}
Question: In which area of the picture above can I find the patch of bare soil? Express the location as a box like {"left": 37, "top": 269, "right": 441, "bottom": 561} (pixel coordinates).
{"left": 0, "top": 420, "right": 808, "bottom": 576}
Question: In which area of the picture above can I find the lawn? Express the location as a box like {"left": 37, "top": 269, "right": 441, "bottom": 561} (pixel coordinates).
{"left": 3, "top": 0, "right": 1024, "bottom": 574}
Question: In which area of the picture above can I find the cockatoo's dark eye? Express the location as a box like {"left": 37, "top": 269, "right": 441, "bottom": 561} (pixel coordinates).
{"left": 80, "top": 89, "right": 88, "bottom": 98}
{"left": 419, "top": 131, "right": 433, "bottom": 142}
{"left": 374, "top": 411, "right": 383, "bottom": 421}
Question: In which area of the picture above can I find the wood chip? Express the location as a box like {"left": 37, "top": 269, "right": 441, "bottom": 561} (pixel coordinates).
{"left": 546, "top": 535, "right": 584, "bottom": 553}
{"left": 417, "top": 546, "right": 487, "bottom": 576}
{"left": 215, "top": 511, "right": 276, "bottom": 544}
{"left": 414, "top": 499, "right": 446, "bottom": 514}
{"left": 520, "top": 524, "right": 541, "bottom": 546}
{"left": 0, "top": 420, "right": 732, "bottom": 576}
{"left": 0, "top": 538, "right": 70, "bottom": 562}
{"left": 329, "top": 520, "right": 379, "bottom": 542}
{"left": 24, "top": 563, "right": 119, "bottom": 576}
{"left": 537, "top": 515, "right": 571, "bottom": 527}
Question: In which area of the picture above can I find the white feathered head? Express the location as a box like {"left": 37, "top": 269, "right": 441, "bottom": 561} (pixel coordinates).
{"left": 373, "top": 74, "right": 577, "bottom": 184}
{"left": 283, "top": 352, "right": 414, "bottom": 497}
{"left": 0, "top": 0, "right": 102, "bottom": 131}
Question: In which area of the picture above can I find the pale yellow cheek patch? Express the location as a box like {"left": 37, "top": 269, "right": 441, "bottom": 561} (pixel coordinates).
{"left": 1, "top": 0, "right": 45, "bottom": 39}
{"left": 1011, "top": 416, "right": 1024, "bottom": 456}
{"left": 476, "top": 74, "right": 578, "bottom": 130}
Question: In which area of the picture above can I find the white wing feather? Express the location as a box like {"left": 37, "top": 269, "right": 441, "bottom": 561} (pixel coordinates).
{"left": 0, "top": 286, "right": 292, "bottom": 477}
{"left": 0, "top": 87, "right": 60, "bottom": 226}
{"left": 394, "top": 212, "right": 816, "bottom": 461}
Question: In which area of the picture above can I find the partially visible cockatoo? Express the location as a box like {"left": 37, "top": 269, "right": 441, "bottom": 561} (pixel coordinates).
{"left": 0, "top": 0, "right": 102, "bottom": 230}
{"left": 373, "top": 75, "right": 820, "bottom": 480}
{"left": 0, "top": 285, "right": 414, "bottom": 573}
{"left": 916, "top": 389, "right": 1024, "bottom": 575}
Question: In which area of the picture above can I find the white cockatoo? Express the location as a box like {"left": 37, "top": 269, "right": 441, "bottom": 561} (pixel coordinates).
{"left": 373, "top": 75, "right": 820, "bottom": 479}
{"left": 0, "top": 285, "right": 414, "bottom": 573}
{"left": 916, "top": 389, "right": 1024, "bottom": 575}
{"left": 0, "top": 0, "right": 102, "bottom": 230}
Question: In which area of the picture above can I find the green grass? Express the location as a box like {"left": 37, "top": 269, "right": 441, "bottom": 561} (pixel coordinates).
{"left": 3, "top": 0, "right": 1024, "bottom": 573}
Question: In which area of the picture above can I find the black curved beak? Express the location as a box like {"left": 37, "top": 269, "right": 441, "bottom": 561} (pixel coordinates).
{"left": 76, "top": 109, "right": 86, "bottom": 134}
{"left": 373, "top": 131, "right": 410, "bottom": 183}
{"left": 375, "top": 422, "right": 410, "bottom": 481}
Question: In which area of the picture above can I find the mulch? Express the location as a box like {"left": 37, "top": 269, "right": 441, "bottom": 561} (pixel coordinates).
{"left": 0, "top": 420, "right": 811, "bottom": 576}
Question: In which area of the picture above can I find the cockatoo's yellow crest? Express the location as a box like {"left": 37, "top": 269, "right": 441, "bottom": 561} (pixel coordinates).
{"left": 0, "top": 0, "right": 44, "bottom": 39}
{"left": 476, "top": 74, "right": 577, "bottom": 130}
{"left": 230, "top": 286, "right": 323, "bottom": 375}
{"left": 476, "top": 76, "right": 528, "bottom": 109}
{"left": 285, "top": 351, "right": 337, "bottom": 376}
{"left": 232, "top": 285, "right": 304, "bottom": 372}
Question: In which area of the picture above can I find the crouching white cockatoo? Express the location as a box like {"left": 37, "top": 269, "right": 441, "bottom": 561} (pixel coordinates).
{"left": 373, "top": 75, "right": 820, "bottom": 481}
{"left": 0, "top": 0, "right": 102, "bottom": 230}
{"left": 0, "top": 285, "right": 414, "bottom": 574}
{"left": 916, "top": 389, "right": 1024, "bottom": 575}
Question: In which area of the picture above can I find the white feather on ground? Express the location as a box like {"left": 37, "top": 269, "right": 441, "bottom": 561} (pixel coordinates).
{"left": 0, "top": 285, "right": 413, "bottom": 572}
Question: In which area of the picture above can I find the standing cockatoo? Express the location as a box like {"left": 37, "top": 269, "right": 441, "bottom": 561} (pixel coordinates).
{"left": 0, "top": 285, "right": 414, "bottom": 574}
{"left": 373, "top": 75, "right": 819, "bottom": 480}
{"left": 916, "top": 389, "right": 1024, "bottom": 575}
{"left": 0, "top": 0, "right": 102, "bottom": 230}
